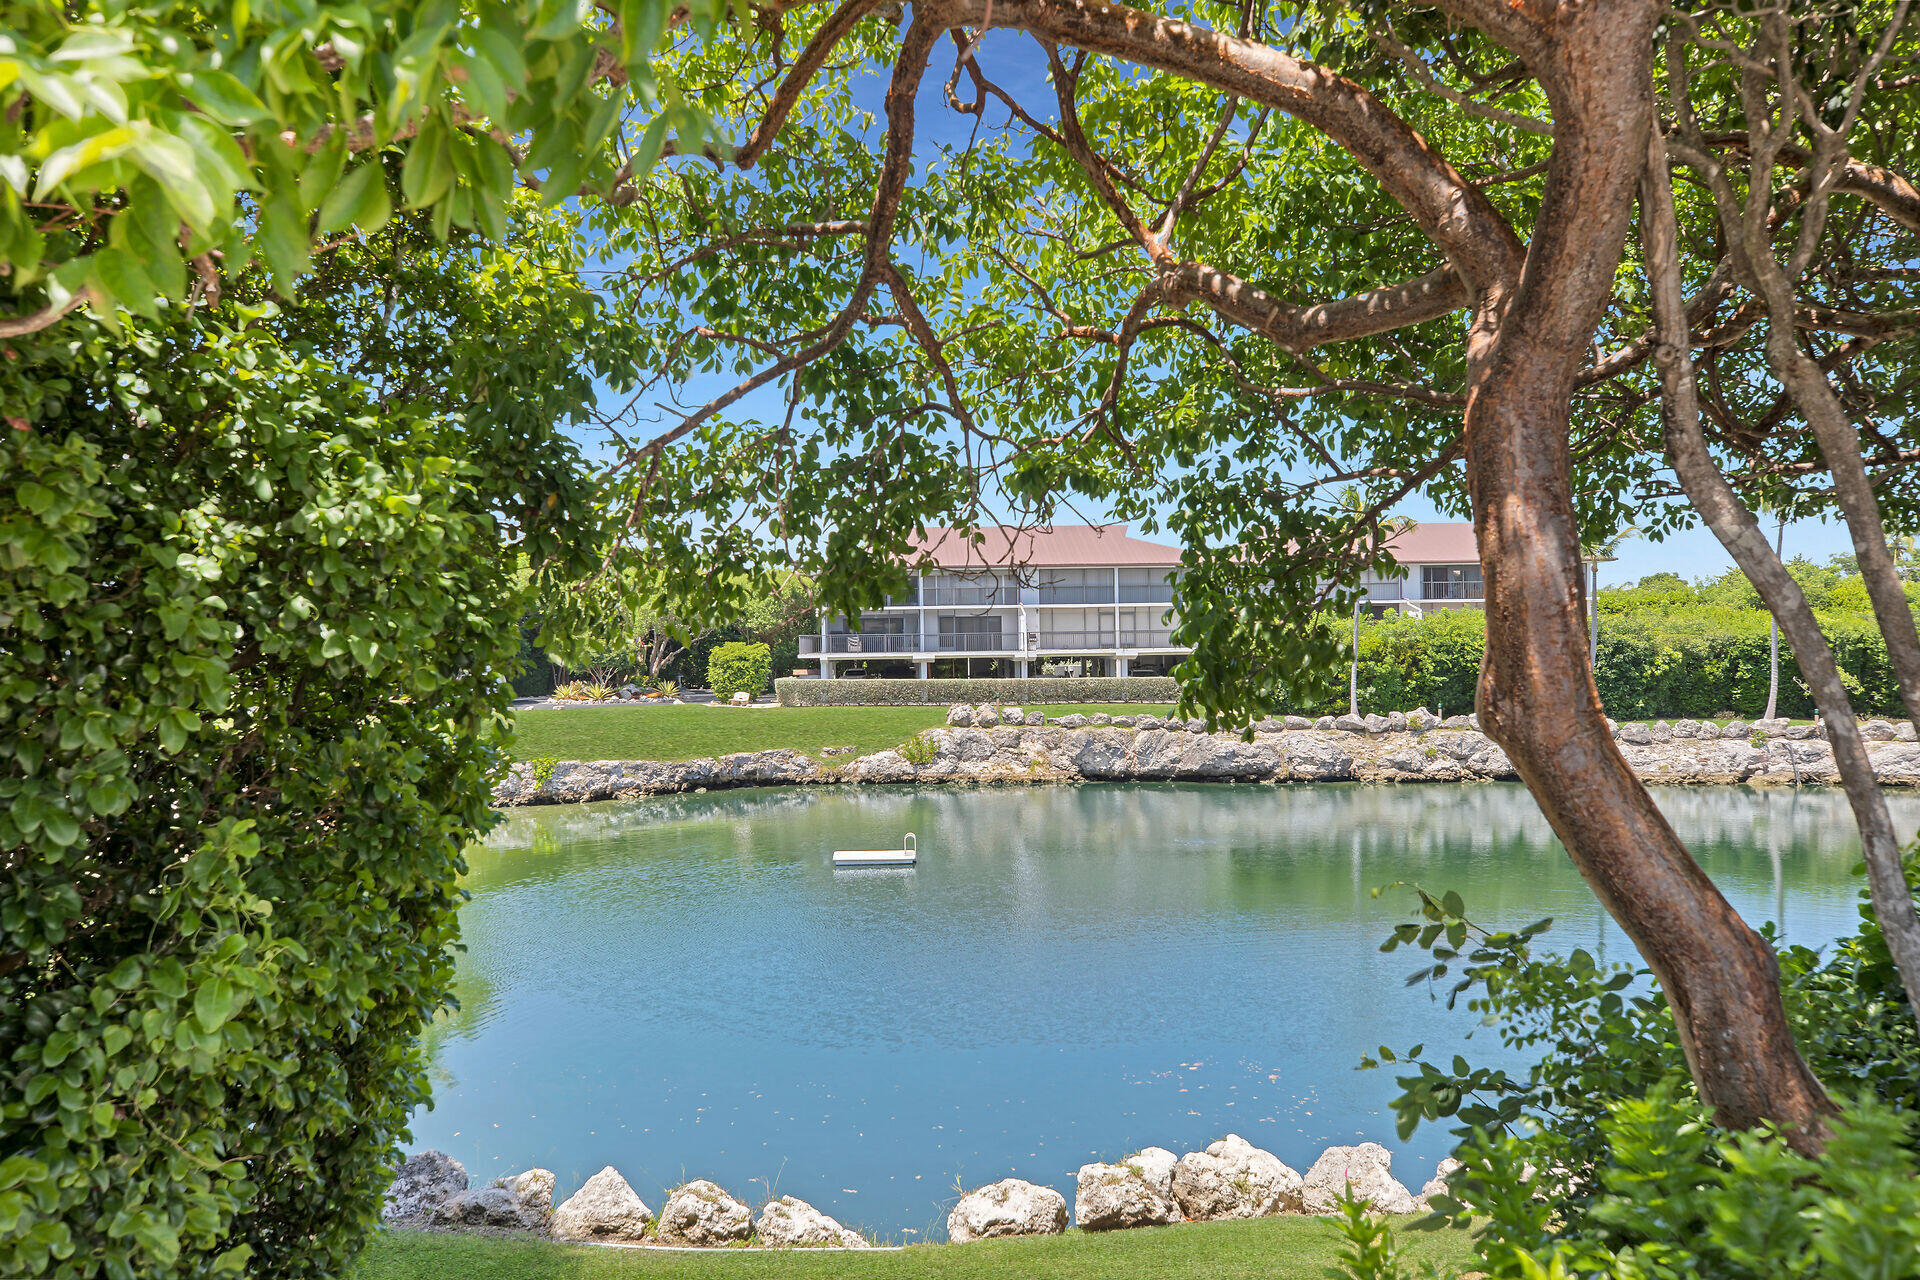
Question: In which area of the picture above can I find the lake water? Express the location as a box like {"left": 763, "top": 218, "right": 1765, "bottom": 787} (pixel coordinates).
{"left": 413, "top": 782, "right": 1914, "bottom": 1241}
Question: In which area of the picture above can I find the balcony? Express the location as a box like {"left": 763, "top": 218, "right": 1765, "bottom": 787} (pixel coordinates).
{"left": 801, "top": 628, "right": 1182, "bottom": 656}
{"left": 1034, "top": 585, "right": 1116, "bottom": 605}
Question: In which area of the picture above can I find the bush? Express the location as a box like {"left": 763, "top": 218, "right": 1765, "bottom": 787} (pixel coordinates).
{"left": 0, "top": 318, "right": 581, "bottom": 1279}
{"left": 706, "top": 642, "right": 773, "bottom": 700}
{"left": 775, "top": 676, "right": 1181, "bottom": 706}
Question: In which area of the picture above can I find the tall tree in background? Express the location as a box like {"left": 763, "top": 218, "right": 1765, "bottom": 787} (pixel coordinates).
{"left": 584, "top": 0, "right": 1920, "bottom": 1147}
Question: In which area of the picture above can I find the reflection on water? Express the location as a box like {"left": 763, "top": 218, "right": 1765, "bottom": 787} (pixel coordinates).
{"left": 413, "top": 783, "right": 1911, "bottom": 1240}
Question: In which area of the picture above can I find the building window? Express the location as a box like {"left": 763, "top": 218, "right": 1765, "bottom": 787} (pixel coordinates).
{"left": 1118, "top": 567, "right": 1176, "bottom": 602}
{"left": 1420, "top": 565, "right": 1484, "bottom": 600}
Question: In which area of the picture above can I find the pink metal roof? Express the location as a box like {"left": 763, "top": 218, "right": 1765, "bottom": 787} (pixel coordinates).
{"left": 911, "top": 524, "right": 1182, "bottom": 569}
{"left": 1383, "top": 522, "right": 1480, "bottom": 564}
{"left": 909, "top": 521, "right": 1480, "bottom": 570}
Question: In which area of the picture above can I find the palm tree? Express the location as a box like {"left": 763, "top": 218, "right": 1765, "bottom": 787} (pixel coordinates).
{"left": 1334, "top": 487, "right": 1415, "bottom": 717}
{"left": 1580, "top": 526, "right": 1639, "bottom": 670}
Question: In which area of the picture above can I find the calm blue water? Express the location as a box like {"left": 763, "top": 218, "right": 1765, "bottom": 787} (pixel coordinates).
{"left": 410, "top": 782, "right": 1910, "bottom": 1241}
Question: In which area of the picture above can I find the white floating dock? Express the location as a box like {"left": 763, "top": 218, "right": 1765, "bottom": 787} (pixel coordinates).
{"left": 833, "top": 833, "right": 916, "bottom": 867}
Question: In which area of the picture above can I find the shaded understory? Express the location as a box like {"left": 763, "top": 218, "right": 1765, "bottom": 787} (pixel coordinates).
{"left": 357, "top": 1218, "right": 1474, "bottom": 1280}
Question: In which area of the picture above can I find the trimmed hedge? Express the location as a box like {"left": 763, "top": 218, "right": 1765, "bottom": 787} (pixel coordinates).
{"left": 776, "top": 676, "right": 1181, "bottom": 706}
{"left": 707, "top": 641, "right": 772, "bottom": 699}
{"left": 779, "top": 605, "right": 1912, "bottom": 719}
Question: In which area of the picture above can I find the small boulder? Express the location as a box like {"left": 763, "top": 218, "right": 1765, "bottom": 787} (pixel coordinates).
{"left": 1025, "top": 711, "right": 1046, "bottom": 727}
{"left": 1418, "top": 1157, "right": 1463, "bottom": 1205}
{"left": 1901, "top": 722, "right": 1918, "bottom": 743}
{"left": 1088, "top": 712, "right": 1111, "bottom": 726}
{"left": 383, "top": 1150, "right": 469, "bottom": 1223}
{"left": 1752, "top": 717, "right": 1789, "bottom": 735}
{"left": 1617, "top": 722, "right": 1652, "bottom": 745}
{"left": 1314, "top": 715, "right": 1337, "bottom": 730}
{"left": 1110, "top": 715, "right": 1136, "bottom": 727}
{"left": 657, "top": 1179, "right": 753, "bottom": 1246}
{"left": 1333, "top": 714, "right": 1368, "bottom": 734}
{"left": 434, "top": 1168, "right": 552, "bottom": 1230}
{"left": 756, "top": 1195, "right": 868, "bottom": 1248}
{"left": 1284, "top": 716, "right": 1314, "bottom": 731}
{"left": 1385, "top": 711, "right": 1408, "bottom": 732}
{"left": 1721, "top": 720, "right": 1751, "bottom": 739}
{"left": 1405, "top": 708, "right": 1435, "bottom": 732}
{"left": 1171, "top": 1134, "right": 1302, "bottom": 1220}
{"left": 1648, "top": 720, "right": 1674, "bottom": 742}
{"left": 1671, "top": 719, "right": 1702, "bottom": 738}
{"left": 1301, "top": 1143, "right": 1418, "bottom": 1215}
{"left": 1363, "top": 713, "right": 1391, "bottom": 734}
{"left": 947, "top": 704, "right": 974, "bottom": 727}
{"left": 1863, "top": 719, "right": 1897, "bottom": 741}
{"left": 974, "top": 705, "right": 1001, "bottom": 728}
{"left": 552, "top": 1167, "right": 652, "bottom": 1242}
{"left": 1134, "top": 716, "right": 1161, "bottom": 731}
{"left": 1055, "top": 713, "right": 1088, "bottom": 728}
{"left": 1185, "top": 718, "right": 1207, "bottom": 733}
{"left": 1001, "top": 706, "right": 1025, "bottom": 725}
{"left": 1075, "top": 1148, "right": 1181, "bottom": 1231}
{"left": 1440, "top": 715, "right": 1473, "bottom": 729}
{"left": 947, "top": 1178, "right": 1068, "bottom": 1243}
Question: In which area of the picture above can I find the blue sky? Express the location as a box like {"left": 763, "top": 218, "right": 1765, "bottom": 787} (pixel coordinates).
{"left": 589, "top": 26, "right": 1861, "bottom": 592}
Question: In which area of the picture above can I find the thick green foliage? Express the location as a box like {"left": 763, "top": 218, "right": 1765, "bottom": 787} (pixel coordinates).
{"left": 774, "top": 676, "right": 1182, "bottom": 706}
{"left": 0, "top": 313, "right": 580, "bottom": 1278}
{"left": 703, "top": 642, "right": 772, "bottom": 699}
{"left": 1340, "top": 866, "right": 1920, "bottom": 1280}
{"left": 5, "top": 0, "right": 718, "bottom": 328}
{"left": 1311, "top": 606, "right": 1905, "bottom": 719}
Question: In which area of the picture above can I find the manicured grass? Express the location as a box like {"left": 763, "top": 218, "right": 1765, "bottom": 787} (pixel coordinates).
{"left": 357, "top": 1217, "right": 1474, "bottom": 1280}
{"left": 507, "top": 705, "right": 1177, "bottom": 763}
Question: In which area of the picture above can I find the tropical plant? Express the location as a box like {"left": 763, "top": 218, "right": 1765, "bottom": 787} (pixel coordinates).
{"left": 0, "top": 307, "right": 602, "bottom": 1279}
{"left": 705, "top": 642, "right": 772, "bottom": 701}
{"left": 551, "top": 680, "right": 616, "bottom": 702}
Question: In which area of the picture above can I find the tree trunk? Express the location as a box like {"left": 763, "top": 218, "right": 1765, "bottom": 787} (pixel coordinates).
{"left": 1641, "top": 122, "right": 1920, "bottom": 1046}
{"left": 1766, "top": 513, "right": 1783, "bottom": 721}
{"left": 1350, "top": 600, "right": 1361, "bottom": 717}
{"left": 1464, "top": 1, "right": 1834, "bottom": 1152}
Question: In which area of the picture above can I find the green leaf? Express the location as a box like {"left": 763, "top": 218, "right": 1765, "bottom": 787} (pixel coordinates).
{"left": 181, "top": 69, "right": 270, "bottom": 126}
{"left": 317, "top": 164, "right": 391, "bottom": 235}
{"left": 193, "top": 976, "right": 236, "bottom": 1032}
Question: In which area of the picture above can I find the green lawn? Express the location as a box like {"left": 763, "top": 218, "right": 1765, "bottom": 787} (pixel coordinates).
{"left": 357, "top": 1217, "right": 1473, "bottom": 1280}
{"left": 507, "top": 705, "right": 1177, "bottom": 763}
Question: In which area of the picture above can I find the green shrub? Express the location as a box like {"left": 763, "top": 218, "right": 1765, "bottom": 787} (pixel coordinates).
{"left": 707, "top": 642, "right": 773, "bottom": 699}
{"left": 898, "top": 732, "right": 939, "bottom": 765}
{"left": 551, "top": 680, "right": 615, "bottom": 702}
{"left": 0, "top": 317, "right": 586, "bottom": 1279}
{"left": 775, "top": 676, "right": 1181, "bottom": 706}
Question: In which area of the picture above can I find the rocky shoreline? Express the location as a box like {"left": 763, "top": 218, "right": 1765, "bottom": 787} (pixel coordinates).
{"left": 494, "top": 706, "right": 1920, "bottom": 806}
{"left": 383, "top": 1133, "right": 1451, "bottom": 1249}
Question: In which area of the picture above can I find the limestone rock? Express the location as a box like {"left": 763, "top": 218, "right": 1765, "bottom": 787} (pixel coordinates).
{"left": 1171, "top": 1134, "right": 1302, "bottom": 1220}
{"left": 434, "top": 1168, "right": 552, "bottom": 1230}
{"left": 1134, "top": 716, "right": 1162, "bottom": 731}
{"left": 1405, "top": 707, "right": 1435, "bottom": 732}
{"left": 1671, "top": 719, "right": 1703, "bottom": 738}
{"left": 1088, "top": 712, "right": 1111, "bottom": 726}
{"left": 1301, "top": 1143, "right": 1418, "bottom": 1215}
{"left": 1334, "top": 714, "right": 1368, "bottom": 734}
{"left": 552, "top": 1167, "right": 653, "bottom": 1242}
{"left": 947, "top": 1178, "right": 1068, "bottom": 1243}
{"left": 383, "top": 1150, "right": 469, "bottom": 1223}
{"left": 1648, "top": 720, "right": 1674, "bottom": 742}
{"left": 1000, "top": 706, "right": 1025, "bottom": 725}
{"left": 1110, "top": 715, "right": 1135, "bottom": 727}
{"left": 1864, "top": 718, "right": 1897, "bottom": 741}
{"left": 1185, "top": 718, "right": 1207, "bottom": 733}
{"left": 756, "top": 1195, "right": 868, "bottom": 1248}
{"left": 1363, "top": 713, "right": 1391, "bottom": 734}
{"left": 1025, "top": 711, "right": 1045, "bottom": 727}
{"left": 1385, "top": 711, "right": 1408, "bottom": 732}
{"left": 1314, "top": 715, "right": 1336, "bottom": 730}
{"left": 1752, "top": 717, "right": 1790, "bottom": 735}
{"left": 1285, "top": 716, "right": 1314, "bottom": 730}
{"left": 1902, "top": 722, "right": 1919, "bottom": 743}
{"left": 1617, "top": 722, "right": 1651, "bottom": 745}
{"left": 974, "top": 705, "right": 1001, "bottom": 728}
{"left": 1075, "top": 1148, "right": 1181, "bottom": 1230}
{"left": 657, "top": 1179, "right": 754, "bottom": 1246}
{"left": 1721, "top": 720, "right": 1751, "bottom": 738}
{"left": 1418, "top": 1157, "right": 1463, "bottom": 1205}
{"left": 946, "top": 704, "right": 973, "bottom": 727}
{"left": 1054, "top": 713, "right": 1088, "bottom": 729}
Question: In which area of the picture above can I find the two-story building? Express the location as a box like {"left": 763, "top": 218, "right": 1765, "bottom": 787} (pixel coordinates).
{"left": 797, "top": 522, "right": 1483, "bottom": 680}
